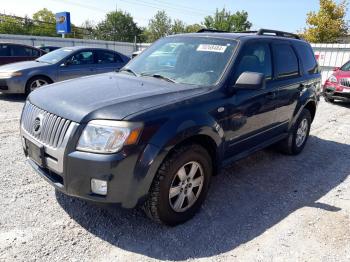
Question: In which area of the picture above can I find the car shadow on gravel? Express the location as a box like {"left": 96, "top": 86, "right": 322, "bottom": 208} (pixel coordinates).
{"left": 56, "top": 135, "right": 349, "bottom": 260}
{"left": 331, "top": 101, "right": 350, "bottom": 109}
{"left": 0, "top": 94, "right": 26, "bottom": 102}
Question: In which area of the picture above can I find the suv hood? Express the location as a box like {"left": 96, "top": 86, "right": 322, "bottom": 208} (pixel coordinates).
{"left": 29, "top": 73, "right": 207, "bottom": 123}
{"left": 0, "top": 61, "right": 48, "bottom": 72}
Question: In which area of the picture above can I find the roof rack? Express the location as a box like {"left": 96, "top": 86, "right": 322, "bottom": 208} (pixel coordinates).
{"left": 256, "top": 29, "right": 301, "bottom": 39}
{"left": 197, "top": 28, "right": 301, "bottom": 40}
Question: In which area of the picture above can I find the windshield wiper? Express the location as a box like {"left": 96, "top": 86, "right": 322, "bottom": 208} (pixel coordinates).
{"left": 35, "top": 60, "right": 51, "bottom": 64}
{"left": 140, "top": 73, "right": 177, "bottom": 83}
{"left": 120, "top": 68, "right": 138, "bottom": 76}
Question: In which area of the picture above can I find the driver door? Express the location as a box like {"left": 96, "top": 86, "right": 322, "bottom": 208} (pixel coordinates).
{"left": 58, "top": 49, "right": 96, "bottom": 81}
{"left": 222, "top": 40, "right": 281, "bottom": 158}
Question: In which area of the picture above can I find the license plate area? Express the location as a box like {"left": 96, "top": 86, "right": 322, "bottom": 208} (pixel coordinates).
{"left": 25, "top": 139, "right": 45, "bottom": 167}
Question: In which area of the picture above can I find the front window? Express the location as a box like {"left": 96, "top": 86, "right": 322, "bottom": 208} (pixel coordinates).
{"left": 125, "top": 36, "right": 237, "bottom": 86}
{"left": 36, "top": 48, "right": 74, "bottom": 64}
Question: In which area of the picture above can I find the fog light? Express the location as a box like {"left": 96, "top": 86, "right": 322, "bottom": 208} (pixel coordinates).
{"left": 91, "top": 179, "right": 108, "bottom": 196}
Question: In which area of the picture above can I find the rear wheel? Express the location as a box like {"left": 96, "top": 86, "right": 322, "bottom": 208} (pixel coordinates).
{"left": 278, "top": 108, "right": 312, "bottom": 155}
{"left": 144, "top": 144, "right": 212, "bottom": 226}
{"left": 25, "top": 76, "right": 52, "bottom": 95}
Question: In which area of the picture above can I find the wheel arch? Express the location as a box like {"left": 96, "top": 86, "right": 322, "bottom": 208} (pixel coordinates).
{"left": 26, "top": 74, "right": 54, "bottom": 88}
{"left": 304, "top": 100, "right": 317, "bottom": 122}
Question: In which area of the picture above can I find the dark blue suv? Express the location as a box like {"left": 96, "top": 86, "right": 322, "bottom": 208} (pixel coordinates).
{"left": 20, "top": 29, "right": 321, "bottom": 226}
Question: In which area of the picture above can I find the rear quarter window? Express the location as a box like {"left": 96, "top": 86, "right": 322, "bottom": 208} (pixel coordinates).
{"left": 273, "top": 43, "right": 299, "bottom": 79}
{"left": 294, "top": 42, "right": 318, "bottom": 75}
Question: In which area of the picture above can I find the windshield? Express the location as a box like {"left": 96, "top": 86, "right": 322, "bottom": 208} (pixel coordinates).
{"left": 124, "top": 36, "right": 237, "bottom": 86}
{"left": 36, "top": 48, "right": 74, "bottom": 64}
{"left": 341, "top": 61, "right": 350, "bottom": 71}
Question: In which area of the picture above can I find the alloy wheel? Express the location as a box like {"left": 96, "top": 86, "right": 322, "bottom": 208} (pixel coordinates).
{"left": 168, "top": 161, "right": 204, "bottom": 212}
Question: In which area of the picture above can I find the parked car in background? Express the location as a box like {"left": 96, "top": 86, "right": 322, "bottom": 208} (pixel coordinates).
{"left": 0, "top": 43, "right": 46, "bottom": 66}
{"left": 0, "top": 46, "right": 130, "bottom": 94}
{"left": 20, "top": 29, "right": 320, "bottom": 225}
{"left": 36, "top": 46, "right": 60, "bottom": 53}
{"left": 323, "top": 61, "right": 350, "bottom": 103}
{"left": 131, "top": 50, "right": 142, "bottom": 58}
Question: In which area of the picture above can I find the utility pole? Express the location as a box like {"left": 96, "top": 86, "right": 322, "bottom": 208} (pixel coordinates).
{"left": 113, "top": 1, "right": 117, "bottom": 43}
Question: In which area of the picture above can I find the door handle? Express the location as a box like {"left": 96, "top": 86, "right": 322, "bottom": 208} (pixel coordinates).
{"left": 265, "top": 92, "right": 276, "bottom": 99}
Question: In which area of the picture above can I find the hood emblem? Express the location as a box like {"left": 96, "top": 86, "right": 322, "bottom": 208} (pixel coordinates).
{"left": 33, "top": 114, "right": 43, "bottom": 136}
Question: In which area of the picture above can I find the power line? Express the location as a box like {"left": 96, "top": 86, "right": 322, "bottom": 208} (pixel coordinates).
{"left": 119, "top": 0, "right": 210, "bottom": 17}
{"left": 139, "top": 0, "right": 213, "bottom": 15}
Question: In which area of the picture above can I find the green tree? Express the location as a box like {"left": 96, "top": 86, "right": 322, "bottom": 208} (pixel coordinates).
{"left": 186, "top": 23, "right": 204, "bottom": 33}
{"left": 303, "top": 0, "right": 348, "bottom": 43}
{"left": 32, "top": 8, "right": 57, "bottom": 36}
{"left": 80, "top": 20, "right": 96, "bottom": 39}
{"left": 95, "top": 10, "right": 142, "bottom": 42}
{"left": 203, "top": 8, "right": 252, "bottom": 32}
{"left": 146, "top": 10, "right": 172, "bottom": 42}
{"left": 171, "top": 19, "right": 186, "bottom": 34}
{"left": 0, "top": 15, "right": 26, "bottom": 35}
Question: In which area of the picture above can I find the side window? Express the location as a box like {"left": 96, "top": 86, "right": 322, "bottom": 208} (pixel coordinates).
{"left": 31, "top": 48, "right": 40, "bottom": 57}
{"left": 11, "top": 45, "right": 28, "bottom": 56}
{"left": 294, "top": 43, "right": 318, "bottom": 74}
{"left": 67, "top": 51, "right": 94, "bottom": 65}
{"left": 97, "top": 50, "right": 123, "bottom": 64}
{"left": 273, "top": 44, "right": 299, "bottom": 79}
{"left": 235, "top": 42, "right": 272, "bottom": 81}
{"left": 0, "top": 45, "right": 10, "bottom": 56}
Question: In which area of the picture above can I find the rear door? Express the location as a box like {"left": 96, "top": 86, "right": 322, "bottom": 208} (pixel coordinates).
{"left": 270, "top": 41, "right": 304, "bottom": 132}
{"left": 95, "top": 50, "right": 125, "bottom": 74}
{"left": 223, "top": 40, "right": 281, "bottom": 158}
{"left": 57, "top": 49, "right": 96, "bottom": 81}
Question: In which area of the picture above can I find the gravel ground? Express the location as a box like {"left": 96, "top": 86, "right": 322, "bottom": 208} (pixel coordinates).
{"left": 0, "top": 94, "right": 349, "bottom": 262}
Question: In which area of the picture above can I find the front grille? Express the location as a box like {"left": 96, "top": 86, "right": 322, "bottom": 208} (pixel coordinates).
{"left": 340, "top": 78, "right": 350, "bottom": 87}
{"left": 21, "top": 102, "right": 73, "bottom": 148}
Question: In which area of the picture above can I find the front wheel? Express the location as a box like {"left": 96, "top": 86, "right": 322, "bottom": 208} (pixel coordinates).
{"left": 324, "top": 96, "right": 335, "bottom": 103}
{"left": 278, "top": 108, "right": 312, "bottom": 155}
{"left": 25, "top": 76, "right": 52, "bottom": 95}
{"left": 144, "top": 144, "right": 212, "bottom": 226}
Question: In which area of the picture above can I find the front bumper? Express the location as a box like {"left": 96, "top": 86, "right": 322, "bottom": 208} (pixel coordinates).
{"left": 0, "top": 77, "right": 26, "bottom": 94}
{"left": 323, "top": 84, "right": 350, "bottom": 101}
{"left": 23, "top": 138, "right": 162, "bottom": 208}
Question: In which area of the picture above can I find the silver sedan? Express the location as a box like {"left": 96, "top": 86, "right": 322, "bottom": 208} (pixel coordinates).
{"left": 0, "top": 46, "right": 130, "bottom": 95}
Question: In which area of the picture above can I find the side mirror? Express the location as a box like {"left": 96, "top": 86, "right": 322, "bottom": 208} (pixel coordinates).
{"left": 234, "top": 72, "right": 265, "bottom": 91}
{"left": 333, "top": 67, "right": 340, "bottom": 72}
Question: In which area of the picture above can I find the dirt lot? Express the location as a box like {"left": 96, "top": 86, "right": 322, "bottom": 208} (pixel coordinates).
{"left": 0, "top": 94, "right": 349, "bottom": 262}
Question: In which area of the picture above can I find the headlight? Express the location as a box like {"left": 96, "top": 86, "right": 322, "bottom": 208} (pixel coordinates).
{"left": 328, "top": 75, "right": 337, "bottom": 83}
{"left": 0, "top": 71, "right": 22, "bottom": 79}
{"left": 77, "top": 120, "right": 142, "bottom": 153}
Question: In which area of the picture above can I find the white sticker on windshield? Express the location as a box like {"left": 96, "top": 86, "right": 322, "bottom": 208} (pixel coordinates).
{"left": 62, "top": 49, "right": 73, "bottom": 52}
{"left": 197, "top": 44, "right": 227, "bottom": 53}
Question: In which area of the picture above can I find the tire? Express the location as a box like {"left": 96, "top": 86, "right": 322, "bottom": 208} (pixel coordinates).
{"left": 324, "top": 96, "right": 335, "bottom": 103}
{"left": 144, "top": 144, "right": 212, "bottom": 226}
{"left": 278, "top": 108, "right": 312, "bottom": 155}
{"left": 25, "top": 76, "right": 52, "bottom": 95}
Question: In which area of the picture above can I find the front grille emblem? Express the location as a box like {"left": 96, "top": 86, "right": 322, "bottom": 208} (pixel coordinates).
{"left": 33, "top": 114, "right": 43, "bottom": 136}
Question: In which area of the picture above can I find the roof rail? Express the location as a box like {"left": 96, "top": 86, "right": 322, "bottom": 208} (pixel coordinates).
{"left": 197, "top": 28, "right": 301, "bottom": 40}
{"left": 257, "top": 29, "right": 301, "bottom": 39}
{"left": 197, "top": 28, "right": 228, "bottom": 33}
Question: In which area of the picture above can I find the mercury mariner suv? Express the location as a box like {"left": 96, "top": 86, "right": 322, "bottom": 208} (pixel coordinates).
{"left": 20, "top": 29, "right": 321, "bottom": 226}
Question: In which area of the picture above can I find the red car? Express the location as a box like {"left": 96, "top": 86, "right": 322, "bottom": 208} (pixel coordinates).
{"left": 323, "top": 62, "right": 350, "bottom": 103}
{"left": 0, "top": 43, "right": 46, "bottom": 66}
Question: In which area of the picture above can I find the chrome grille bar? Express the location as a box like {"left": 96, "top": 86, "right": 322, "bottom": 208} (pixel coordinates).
{"left": 340, "top": 78, "right": 350, "bottom": 87}
{"left": 21, "top": 102, "right": 73, "bottom": 149}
